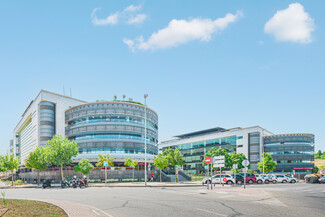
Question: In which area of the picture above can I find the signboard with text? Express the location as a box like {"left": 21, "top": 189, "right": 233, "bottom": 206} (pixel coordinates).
{"left": 292, "top": 167, "right": 313, "bottom": 170}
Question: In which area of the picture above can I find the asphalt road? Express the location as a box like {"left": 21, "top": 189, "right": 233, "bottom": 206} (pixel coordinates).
{"left": 3, "top": 183, "right": 325, "bottom": 217}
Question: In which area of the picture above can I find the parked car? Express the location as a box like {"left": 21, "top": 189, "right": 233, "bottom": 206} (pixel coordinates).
{"left": 267, "top": 174, "right": 278, "bottom": 183}
{"left": 238, "top": 173, "right": 257, "bottom": 184}
{"left": 214, "top": 174, "right": 236, "bottom": 185}
{"left": 319, "top": 176, "right": 325, "bottom": 184}
{"left": 256, "top": 174, "right": 272, "bottom": 184}
{"left": 271, "top": 174, "right": 289, "bottom": 183}
{"left": 285, "top": 175, "right": 298, "bottom": 183}
{"left": 230, "top": 174, "right": 244, "bottom": 185}
{"left": 202, "top": 176, "right": 218, "bottom": 185}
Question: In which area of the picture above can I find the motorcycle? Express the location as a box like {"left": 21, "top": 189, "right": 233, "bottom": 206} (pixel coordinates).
{"left": 71, "top": 176, "right": 78, "bottom": 188}
{"left": 77, "top": 178, "right": 86, "bottom": 188}
{"left": 60, "top": 179, "right": 70, "bottom": 188}
{"left": 82, "top": 176, "right": 88, "bottom": 187}
{"left": 42, "top": 179, "right": 51, "bottom": 189}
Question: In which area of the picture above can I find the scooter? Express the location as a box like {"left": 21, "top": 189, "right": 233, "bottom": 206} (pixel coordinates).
{"left": 71, "top": 176, "right": 78, "bottom": 188}
{"left": 77, "top": 178, "right": 86, "bottom": 188}
{"left": 60, "top": 179, "right": 70, "bottom": 188}
{"left": 42, "top": 179, "right": 51, "bottom": 188}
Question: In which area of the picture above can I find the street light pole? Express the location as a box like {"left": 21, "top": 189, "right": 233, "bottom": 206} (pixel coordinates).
{"left": 144, "top": 94, "right": 148, "bottom": 186}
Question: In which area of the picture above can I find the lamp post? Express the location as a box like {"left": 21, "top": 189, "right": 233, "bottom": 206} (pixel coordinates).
{"left": 144, "top": 94, "right": 148, "bottom": 186}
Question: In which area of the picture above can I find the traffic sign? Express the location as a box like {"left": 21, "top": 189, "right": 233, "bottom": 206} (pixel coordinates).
{"left": 176, "top": 165, "right": 181, "bottom": 167}
{"left": 223, "top": 178, "right": 227, "bottom": 182}
{"left": 242, "top": 160, "right": 249, "bottom": 167}
{"left": 242, "top": 167, "right": 248, "bottom": 173}
{"left": 104, "top": 161, "right": 108, "bottom": 166}
{"left": 213, "top": 164, "right": 225, "bottom": 168}
{"left": 233, "top": 164, "right": 238, "bottom": 169}
{"left": 214, "top": 155, "right": 225, "bottom": 160}
{"left": 214, "top": 160, "right": 225, "bottom": 164}
{"left": 205, "top": 157, "right": 212, "bottom": 164}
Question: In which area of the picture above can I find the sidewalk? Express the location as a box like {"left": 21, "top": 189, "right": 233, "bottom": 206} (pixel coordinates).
{"left": 33, "top": 199, "right": 112, "bottom": 217}
{"left": 0, "top": 181, "right": 202, "bottom": 189}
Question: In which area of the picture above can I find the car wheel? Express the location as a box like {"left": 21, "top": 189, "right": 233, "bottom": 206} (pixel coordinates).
{"left": 292, "top": 180, "right": 296, "bottom": 183}
{"left": 248, "top": 180, "right": 254, "bottom": 184}
{"left": 265, "top": 180, "right": 269, "bottom": 184}
{"left": 237, "top": 180, "right": 242, "bottom": 185}
{"left": 273, "top": 180, "right": 277, "bottom": 184}
{"left": 257, "top": 180, "right": 262, "bottom": 184}
{"left": 227, "top": 180, "right": 233, "bottom": 185}
{"left": 282, "top": 180, "right": 287, "bottom": 183}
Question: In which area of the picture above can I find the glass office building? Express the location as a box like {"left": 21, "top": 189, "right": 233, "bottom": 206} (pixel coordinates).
{"left": 264, "top": 134, "right": 315, "bottom": 174}
{"left": 65, "top": 101, "right": 158, "bottom": 164}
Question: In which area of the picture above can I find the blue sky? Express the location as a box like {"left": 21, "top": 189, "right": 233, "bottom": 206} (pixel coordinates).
{"left": 0, "top": 0, "right": 324, "bottom": 154}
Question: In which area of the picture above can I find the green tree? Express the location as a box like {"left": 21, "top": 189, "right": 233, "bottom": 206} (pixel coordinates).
{"left": 257, "top": 153, "right": 277, "bottom": 174}
{"left": 24, "top": 147, "right": 48, "bottom": 185}
{"left": 162, "top": 148, "right": 184, "bottom": 182}
{"left": 153, "top": 154, "right": 169, "bottom": 182}
{"left": 46, "top": 134, "right": 79, "bottom": 181}
{"left": 2, "top": 150, "right": 20, "bottom": 186}
{"left": 312, "top": 165, "right": 319, "bottom": 174}
{"left": 113, "top": 95, "right": 117, "bottom": 100}
{"left": 202, "top": 147, "right": 232, "bottom": 170}
{"left": 247, "top": 169, "right": 258, "bottom": 174}
{"left": 229, "top": 152, "right": 247, "bottom": 173}
{"left": 124, "top": 158, "right": 138, "bottom": 183}
{"left": 315, "top": 150, "right": 322, "bottom": 159}
{"left": 73, "top": 159, "right": 94, "bottom": 175}
{"left": 95, "top": 154, "right": 114, "bottom": 167}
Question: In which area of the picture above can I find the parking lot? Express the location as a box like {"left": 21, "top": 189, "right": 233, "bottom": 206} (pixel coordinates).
{"left": 3, "top": 182, "right": 325, "bottom": 217}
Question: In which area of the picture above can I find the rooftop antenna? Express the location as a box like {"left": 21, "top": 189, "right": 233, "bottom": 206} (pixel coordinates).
{"left": 70, "top": 88, "right": 72, "bottom": 97}
{"left": 63, "top": 86, "right": 65, "bottom": 96}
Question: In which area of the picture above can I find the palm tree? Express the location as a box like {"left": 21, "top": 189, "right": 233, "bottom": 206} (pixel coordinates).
{"left": 113, "top": 95, "right": 117, "bottom": 100}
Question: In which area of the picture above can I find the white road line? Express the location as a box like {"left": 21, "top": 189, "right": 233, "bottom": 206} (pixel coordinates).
{"left": 196, "top": 208, "right": 228, "bottom": 217}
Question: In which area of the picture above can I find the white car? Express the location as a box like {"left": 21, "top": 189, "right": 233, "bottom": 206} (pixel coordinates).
{"left": 272, "top": 174, "right": 289, "bottom": 183}
{"left": 285, "top": 175, "right": 298, "bottom": 183}
{"left": 268, "top": 174, "right": 279, "bottom": 183}
{"left": 202, "top": 175, "right": 235, "bottom": 185}
{"left": 256, "top": 174, "right": 273, "bottom": 184}
{"left": 255, "top": 175, "right": 264, "bottom": 184}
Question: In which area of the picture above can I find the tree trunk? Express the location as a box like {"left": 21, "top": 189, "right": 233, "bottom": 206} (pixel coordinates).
{"left": 37, "top": 170, "right": 40, "bottom": 185}
{"left": 132, "top": 168, "right": 134, "bottom": 184}
{"left": 60, "top": 163, "right": 64, "bottom": 181}
{"left": 11, "top": 170, "right": 14, "bottom": 186}
{"left": 160, "top": 169, "right": 162, "bottom": 182}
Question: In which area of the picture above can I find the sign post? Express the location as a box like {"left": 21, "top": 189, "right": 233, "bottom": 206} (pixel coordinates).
{"left": 233, "top": 164, "right": 238, "bottom": 185}
{"left": 213, "top": 156, "right": 225, "bottom": 186}
{"left": 242, "top": 160, "right": 249, "bottom": 189}
{"left": 204, "top": 157, "right": 211, "bottom": 189}
{"left": 104, "top": 161, "right": 108, "bottom": 184}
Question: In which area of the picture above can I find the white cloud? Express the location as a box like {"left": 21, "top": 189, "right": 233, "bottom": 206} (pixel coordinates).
{"left": 124, "top": 11, "right": 242, "bottom": 51}
{"left": 264, "top": 3, "right": 315, "bottom": 44}
{"left": 124, "top": 4, "right": 142, "bottom": 12}
{"left": 91, "top": 5, "right": 146, "bottom": 26}
{"left": 128, "top": 14, "right": 147, "bottom": 25}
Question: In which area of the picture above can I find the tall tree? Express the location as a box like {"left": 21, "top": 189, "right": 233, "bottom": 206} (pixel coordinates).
{"left": 73, "top": 159, "right": 94, "bottom": 175}
{"left": 229, "top": 152, "right": 247, "bottom": 173}
{"left": 25, "top": 147, "right": 48, "bottom": 185}
{"left": 123, "top": 94, "right": 126, "bottom": 100}
{"left": 257, "top": 153, "right": 277, "bottom": 174}
{"left": 95, "top": 154, "right": 114, "bottom": 167}
{"left": 2, "top": 150, "right": 20, "bottom": 186}
{"left": 46, "top": 134, "right": 79, "bottom": 181}
{"left": 162, "top": 148, "right": 184, "bottom": 182}
{"left": 153, "top": 154, "right": 169, "bottom": 182}
{"left": 124, "top": 158, "right": 138, "bottom": 183}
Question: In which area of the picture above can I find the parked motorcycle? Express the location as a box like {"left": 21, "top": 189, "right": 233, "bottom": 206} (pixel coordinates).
{"left": 42, "top": 179, "right": 51, "bottom": 188}
{"left": 77, "top": 177, "right": 86, "bottom": 188}
{"left": 60, "top": 178, "right": 70, "bottom": 188}
{"left": 82, "top": 176, "right": 88, "bottom": 187}
{"left": 71, "top": 176, "right": 78, "bottom": 188}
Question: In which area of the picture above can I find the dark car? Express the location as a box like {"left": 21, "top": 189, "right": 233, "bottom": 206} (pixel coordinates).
{"left": 231, "top": 174, "right": 244, "bottom": 184}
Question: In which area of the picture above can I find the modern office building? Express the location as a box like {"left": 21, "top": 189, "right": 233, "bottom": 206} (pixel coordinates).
{"left": 160, "top": 126, "right": 273, "bottom": 174}
{"left": 12, "top": 90, "right": 87, "bottom": 164}
{"left": 160, "top": 127, "right": 315, "bottom": 174}
{"left": 12, "top": 90, "right": 158, "bottom": 166}
{"left": 65, "top": 101, "right": 159, "bottom": 165}
{"left": 264, "top": 134, "right": 315, "bottom": 174}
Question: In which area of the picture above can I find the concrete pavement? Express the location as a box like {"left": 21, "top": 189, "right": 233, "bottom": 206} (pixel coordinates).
{"left": 2, "top": 183, "right": 325, "bottom": 217}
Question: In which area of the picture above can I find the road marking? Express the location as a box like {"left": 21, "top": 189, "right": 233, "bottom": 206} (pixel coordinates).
{"left": 196, "top": 208, "right": 228, "bottom": 217}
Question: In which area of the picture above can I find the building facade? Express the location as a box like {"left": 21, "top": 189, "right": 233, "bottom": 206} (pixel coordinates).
{"left": 264, "top": 134, "right": 315, "bottom": 174}
{"left": 65, "top": 102, "right": 159, "bottom": 165}
{"left": 160, "top": 126, "right": 273, "bottom": 174}
{"left": 12, "top": 90, "right": 87, "bottom": 164}
{"left": 12, "top": 90, "right": 158, "bottom": 166}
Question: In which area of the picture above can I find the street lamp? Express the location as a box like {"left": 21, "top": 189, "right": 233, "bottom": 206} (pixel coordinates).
{"left": 144, "top": 94, "right": 148, "bottom": 186}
